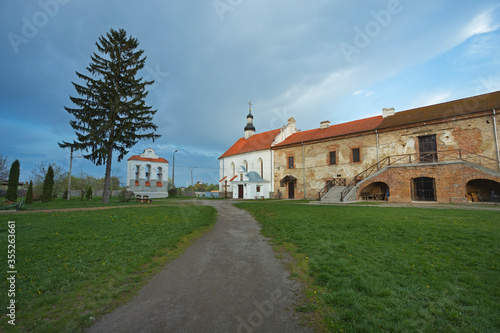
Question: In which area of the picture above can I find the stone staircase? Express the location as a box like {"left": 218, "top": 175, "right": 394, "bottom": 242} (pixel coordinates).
{"left": 319, "top": 186, "right": 346, "bottom": 203}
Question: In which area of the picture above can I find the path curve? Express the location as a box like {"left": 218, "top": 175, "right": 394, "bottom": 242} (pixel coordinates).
{"left": 88, "top": 200, "right": 312, "bottom": 333}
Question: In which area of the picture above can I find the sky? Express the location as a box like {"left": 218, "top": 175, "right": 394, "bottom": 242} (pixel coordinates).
{"left": 1, "top": 0, "right": 500, "bottom": 187}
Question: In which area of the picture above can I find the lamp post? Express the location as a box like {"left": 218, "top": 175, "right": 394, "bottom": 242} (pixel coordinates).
{"left": 67, "top": 147, "right": 82, "bottom": 200}
{"left": 172, "top": 150, "right": 178, "bottom": 189}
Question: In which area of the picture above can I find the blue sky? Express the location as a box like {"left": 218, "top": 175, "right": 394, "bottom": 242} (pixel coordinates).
{"left": 1, "top": 0, "right": 499, "bottom": 187}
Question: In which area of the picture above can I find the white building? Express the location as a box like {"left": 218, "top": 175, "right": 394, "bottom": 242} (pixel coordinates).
{"left": 219, "top": 104, "right": 298, "bottom": 199}
{"left": 127, "top": 148, "right": 169, "bottom": 198}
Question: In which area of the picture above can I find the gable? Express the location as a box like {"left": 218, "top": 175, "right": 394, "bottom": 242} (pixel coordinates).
{"left": 219, "top": 129, "right": 281, "bottom": 158}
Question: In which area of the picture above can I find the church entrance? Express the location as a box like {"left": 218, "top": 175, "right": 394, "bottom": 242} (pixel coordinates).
{"left": 238, "top": 185, "right": 244, "bottom": 199}
{"left": 288, "top": 182, "right": 295, "bottom": 199}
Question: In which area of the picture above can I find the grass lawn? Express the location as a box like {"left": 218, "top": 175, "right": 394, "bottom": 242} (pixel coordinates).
{"left": 236, "top": 202, "right": 500, "bottom": 332}
{"left": 1, "top": 204, "right": 217, "bottom": 332}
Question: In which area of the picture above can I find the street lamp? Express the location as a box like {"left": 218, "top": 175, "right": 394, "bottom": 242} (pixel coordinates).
{"left": 67, "top": 147, "right": 82, "bottom": 200}
{"left": 172, "top": 150, "right": 178, "bottom": 189}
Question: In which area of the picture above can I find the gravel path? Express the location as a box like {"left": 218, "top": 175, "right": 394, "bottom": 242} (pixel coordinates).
{"left": 88, "top": 200, "right": 312, "bottom": 333}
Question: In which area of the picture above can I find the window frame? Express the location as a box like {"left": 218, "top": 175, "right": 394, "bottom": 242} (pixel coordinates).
{"left": 288, "top": 156, "right": 294, "bottom": 169}
{"left": 352, "top": 148, "right": 361, "bottom": 163}
{"left": 329, "top": 151, "right": 337, "bottom": 165}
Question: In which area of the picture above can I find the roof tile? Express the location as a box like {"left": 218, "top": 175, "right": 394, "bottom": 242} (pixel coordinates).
{"left": 219, "top": 129, "right": 281, "bottom": 158}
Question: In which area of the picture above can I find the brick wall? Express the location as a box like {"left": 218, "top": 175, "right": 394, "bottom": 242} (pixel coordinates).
{"left": 357, "top": 162, "right": 500, "bottom": 203}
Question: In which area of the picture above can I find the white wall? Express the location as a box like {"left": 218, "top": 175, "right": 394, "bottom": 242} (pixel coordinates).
{"left": 219, "top": 149, "right": 274, "bottom": 192}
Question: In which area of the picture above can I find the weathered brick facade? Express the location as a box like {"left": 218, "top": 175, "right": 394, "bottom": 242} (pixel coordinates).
{"left": 271, "top": 91, "right": 500, "bottom": 202}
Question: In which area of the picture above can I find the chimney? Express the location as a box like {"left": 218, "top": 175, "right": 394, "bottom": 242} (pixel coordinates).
{"left": 320, "top": 120, "right": 330, "bottom": 129}
{"left": 382, "top": 108, "right": 395, "bottom": 118}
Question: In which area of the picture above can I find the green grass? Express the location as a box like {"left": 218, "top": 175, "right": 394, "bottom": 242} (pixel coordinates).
{"left": 236, "top": 202, "right": 500, "bottom": 332}
{"left": 1, "top": 204, "right": 217, "bottom": 332}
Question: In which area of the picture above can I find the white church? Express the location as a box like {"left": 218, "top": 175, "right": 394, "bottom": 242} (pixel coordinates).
{"left": 127, "top": 148, "right": 169, "bottom": 198}
{"left": 218, "top": 103, "right": 298, "bottom": 199}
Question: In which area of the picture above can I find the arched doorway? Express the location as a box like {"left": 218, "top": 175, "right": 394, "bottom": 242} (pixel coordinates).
{"left": 466, "top": 179, "right": 500, "bottom": 202}
{"left": 411, "top": 177, "right": 436, "bottom": 201}
{"left": 360, "top": 182, "right": 389, "bottom": 201}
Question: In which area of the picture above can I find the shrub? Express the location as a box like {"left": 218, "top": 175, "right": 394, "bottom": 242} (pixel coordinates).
{"left": 85, "top": 186, "right": 93, "bottom": 201}
{"left": 118, "top": 190, "right": 135, "bottom": 202}
{"left": 26, "top": 181, "right": 34, "bottom": 204}
{"left": 41, "top": 166, "right": 54, "bottom": 203}
{"left": 6, "top": 160, "right": 20, "bottom": 202}
{"left": 168, "top": 187, "right": 179, "bottom": 197}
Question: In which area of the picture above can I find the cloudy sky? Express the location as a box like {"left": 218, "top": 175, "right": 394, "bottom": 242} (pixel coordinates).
{"left": 1, "top": 0, "right": 500, "bottom": 187}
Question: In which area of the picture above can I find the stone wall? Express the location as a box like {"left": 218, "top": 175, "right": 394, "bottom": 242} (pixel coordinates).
{"left": 272, "top": 112, "right": 500, "bottom": 200}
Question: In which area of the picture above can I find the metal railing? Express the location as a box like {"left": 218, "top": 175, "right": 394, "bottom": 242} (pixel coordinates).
{"left": 317, "top": 178, "right": 346, "bottom": 201}
{"left": 338, "top": 149, "right": 500, "bottom": 202}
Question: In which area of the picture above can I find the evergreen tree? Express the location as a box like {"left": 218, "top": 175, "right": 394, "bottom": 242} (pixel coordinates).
{"left": 26, "top": 180, "right": 34, "bottom": 204}
{"left": 41, "top": 166, "right": 54, "bottom": 203}
{"left": 6, "top": 160, "right": 20, "bottom": 202}
{"left": 59, "top": 28, "right": 161, "bottom": 203}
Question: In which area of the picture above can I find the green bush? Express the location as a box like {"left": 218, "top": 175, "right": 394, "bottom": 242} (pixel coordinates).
{"left": 118, "top": 190, "right": 135, "bottom": 202}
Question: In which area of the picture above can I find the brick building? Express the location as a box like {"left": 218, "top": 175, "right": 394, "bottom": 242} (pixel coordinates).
{"left": 272, "top": 91, "right": 500, "bottom": 203}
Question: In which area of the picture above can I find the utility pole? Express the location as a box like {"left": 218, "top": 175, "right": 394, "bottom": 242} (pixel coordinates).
{"left": 67, "top": 148, "right": 82, "bottom": 200}
{"left": 172, "top": 149, "right": 178, "bottom": 188}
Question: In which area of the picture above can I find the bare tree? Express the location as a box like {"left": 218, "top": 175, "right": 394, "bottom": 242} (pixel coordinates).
{"left": 0, "top": 154, "right": 9, "bottom": 181}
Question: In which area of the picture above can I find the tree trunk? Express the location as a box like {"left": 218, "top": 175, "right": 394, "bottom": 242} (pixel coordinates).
{"left": 103, "top": 146, "right": 113, "bottom": 203}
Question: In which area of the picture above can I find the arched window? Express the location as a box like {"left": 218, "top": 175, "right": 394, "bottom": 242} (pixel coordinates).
{"left": 135, "top": 165, "right": 140, "bottom": 181}
{"left": 145, "top": 165, "right": 151, "bottom": 182}
{"left": 243, "top": 160, "right": 248, "bottom": 172}
{"left": 257, "top": 158, "right": 264, "bottom": 178}
{"left": 230, "top": 162, "right": 235, "bottom": 176}
{"left": 157, "top": 167, "right": 163, "bottom": 182}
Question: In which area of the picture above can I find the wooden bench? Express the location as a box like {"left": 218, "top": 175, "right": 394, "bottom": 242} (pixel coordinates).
{"left": 136, "top": 195, "right": 152, "bottom": 203}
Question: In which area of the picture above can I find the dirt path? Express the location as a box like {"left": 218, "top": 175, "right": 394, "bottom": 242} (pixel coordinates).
{"left": 88, "top": 200, "right": 312, "bottom": 333}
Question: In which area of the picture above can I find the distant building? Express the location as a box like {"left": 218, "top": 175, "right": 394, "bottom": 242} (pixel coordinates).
{"left": 218, "top": 103, "right": 298, "bottom": 199}
{"left": 127, "top": 148, "right": 169, "bottom": 198}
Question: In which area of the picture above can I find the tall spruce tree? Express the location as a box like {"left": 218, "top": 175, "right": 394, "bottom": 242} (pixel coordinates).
{"left": 41, "top": 165, "right": 54, "bottom": 203}
{"left": 6, "top": 160, "right": 20, "bottom": 202}
{"left": 59, "top": 28, "right": 161, "bottom": 203}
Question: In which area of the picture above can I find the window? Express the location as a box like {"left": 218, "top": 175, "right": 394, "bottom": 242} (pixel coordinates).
{"left": 418, "top": 135, "right": 438, "bottom": 163}
{"left": 256, "top": 186, "right": 261, "bottom": 193}
{"left": 240, "top": 174, "right": 243, "bottom": 181}
{"left": 258, "top": 158, "right": 264, "bottom": 178}
{"left": 157, "top": 167, "right": 163, "bottom": 182}
{"left": 288, "top": 156, "right": 294, "bottom": 169}
{"left": 231, "top": 162, "right": 235, "bottom": 176}
{"left": 352, "top": 148, "right": 360, "bottom": 163}
{"left": 135, "top": 165, "right": 140, "bottom": 181}
{"left": 412, "top": 177, "right": 436, "bottom": 201}
{"left": 145, "top": 165, "right": 151, "bottom": 182}
{"left": 329, "top": 151, "right": 336, "bottom": 165}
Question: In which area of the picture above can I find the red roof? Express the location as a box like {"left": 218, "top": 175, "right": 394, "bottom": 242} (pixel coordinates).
{"left": 219, "top": 129, "right": 281, "bottom": 158}
{"left": 127, "top": 155, "right": 169, "bottom": 163}
{"left": 273, "top": 116, "right": 383, "bottom": 148}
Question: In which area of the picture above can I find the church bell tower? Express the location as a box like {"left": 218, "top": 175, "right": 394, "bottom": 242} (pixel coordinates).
{"left": 244, "top": 101, "right": 256, "bottom": 139}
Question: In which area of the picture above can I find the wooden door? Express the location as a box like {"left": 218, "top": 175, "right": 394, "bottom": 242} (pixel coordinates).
{"left": 418, "top": 135, "right": 437, "bottom": 162}
{"left": 238, "top": 185, "right": 244, "bottom": 199}
{"left": 288, "top": 182, "right": 295, "bottom": 199}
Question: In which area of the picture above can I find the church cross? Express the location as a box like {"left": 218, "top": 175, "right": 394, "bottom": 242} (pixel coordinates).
{"left": 248, "top": 101, "right": 252, "bottom": 111}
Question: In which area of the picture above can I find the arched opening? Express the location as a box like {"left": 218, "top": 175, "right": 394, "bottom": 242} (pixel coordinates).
{"left": 257, "top": 158, "right": 264, "bottom": 178}
{"left": 243, "top": 160, "right": 248, "bottom": 172}
{"left": 230, "top": 162, "right": 235, "bottom": 176}
{"left": 466, "top": 179, "right": 500, "bottom": 202}
{"left": 157, "top": 167, "right": 163, "bottom": 182}
{"left": 135, "top": 165, "right": 140, "bottom": 181}
{"left": 145, "top": 165, "right": 151, "bottom": 182}
{"left": 411, "top": 177, "right": 436, "bottom": 201}
{"left": 360, "top": 182, "right": 389, "bottom": 201}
